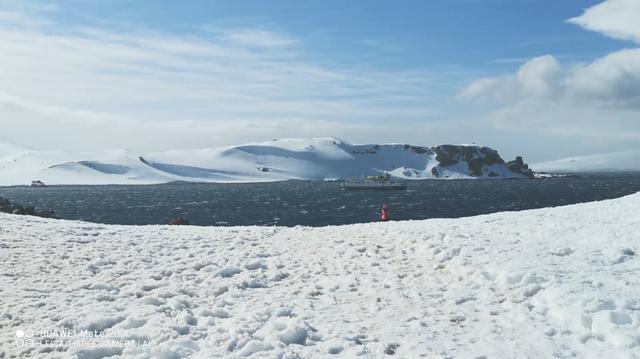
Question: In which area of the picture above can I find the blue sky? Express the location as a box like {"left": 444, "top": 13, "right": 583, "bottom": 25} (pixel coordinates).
{"left": 49, "top": 0, "right": 621, "bottom": 70}
{"left": 1, "top": 0, "right": 639, "bottom": 161}
{"left": 51, "top": 0, "right": 624, "bottom": 67}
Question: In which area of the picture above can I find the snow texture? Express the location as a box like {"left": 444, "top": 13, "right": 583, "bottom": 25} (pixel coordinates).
{"left": 0, "top": 138, "right": 530, "bottom": 185}
{"left": 1, "top": 193, "right": 639, "bottom": 357}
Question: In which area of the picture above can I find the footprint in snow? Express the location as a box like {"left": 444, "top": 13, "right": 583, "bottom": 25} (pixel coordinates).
{"left": 217, "top": 266, "right": 242, "bottom": 278}
{"left": 244, "top": 260, "right": 268, "bottom": 270}
{"left": 550, "top": 247, "right": 574, "bottom": 256}
{"left": 612, "top": 248, "right": 636, "bottom": 264}
{"left": 384, "top": 343, "right": 400, "bottom": 355}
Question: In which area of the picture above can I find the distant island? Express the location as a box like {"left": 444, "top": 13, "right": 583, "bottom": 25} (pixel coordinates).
{"left": 0, "top": 138, "right": 536, "bottom": 186}
{"left": 533, "top": 149, "right": 640, "bottom": 173}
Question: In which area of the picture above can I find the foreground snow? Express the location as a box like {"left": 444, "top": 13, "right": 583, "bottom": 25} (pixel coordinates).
{"left": 533, "top": 149, "right": 640, "bottom": 172}
{"left": 0, "top": 138, "right": 531, "bottom": 185}
{"left": 1, "top": 194, "right": 639, "bottom": 358}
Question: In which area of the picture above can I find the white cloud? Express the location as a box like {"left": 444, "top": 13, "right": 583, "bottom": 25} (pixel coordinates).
{"left": 0, "top": 6, "right": 458, "bottom": 151}
{"left": 3, "top": 0, "right": 638, "bottom": 161}
{"left": 459, "top": 55, "right": 563, "bottom": 103}
{"left": 568, "top": 48, "right": 640, "bottom": 107}
{"left": 458, "top": 0, "right": 640, "bottom": 158}
{"left": 218, "top": 28, "right": 299, "bottom": 48}
{"left": 0, "top": 91, "right": 469, "bottom": 152}
{"left": 461, "top": 49, "right": 640, "bottom": 108}
{"left": 459, "top": 49, "right": 640, "bottom": 154}
{"left": 516, "top": 56, "right": 562, "bottom": 98}
{"left": 567, "top": 0, "right": 640, "bottom": 44}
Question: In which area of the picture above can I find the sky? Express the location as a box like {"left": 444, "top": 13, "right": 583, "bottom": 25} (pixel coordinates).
{"left": 1, "top": 0, "right": 639, "bottom": 161}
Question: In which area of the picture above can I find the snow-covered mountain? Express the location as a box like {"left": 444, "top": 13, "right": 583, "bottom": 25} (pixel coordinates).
{"left": 533, "top": 149, "right": 640, "bottom": 173}
{"left": 0, "top": 138, "right": 534, "bottom": 185}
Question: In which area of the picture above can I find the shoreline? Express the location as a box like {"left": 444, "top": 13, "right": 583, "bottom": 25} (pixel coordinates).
{"left": 4, "top": 170, "right": 640, "bottom": 188}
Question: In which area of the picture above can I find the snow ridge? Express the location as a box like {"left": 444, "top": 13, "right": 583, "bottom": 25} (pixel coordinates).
{"left": 533, "top": 149, "right": 640, "bottom": 172}
{"left": 0, "top": 138, "right": 533, "bottom": 185}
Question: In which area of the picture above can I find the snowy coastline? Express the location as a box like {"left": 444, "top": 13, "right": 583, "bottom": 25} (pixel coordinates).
{"left": 0, "top": 138, "right": 533, "bottom": 186}
{"left": 1, "top": 193, "right": 639, "bottom": 358}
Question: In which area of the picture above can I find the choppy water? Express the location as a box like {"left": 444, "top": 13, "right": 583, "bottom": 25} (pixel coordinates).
{"left": 1, "top": 173, "right": 639, "bottom": 226}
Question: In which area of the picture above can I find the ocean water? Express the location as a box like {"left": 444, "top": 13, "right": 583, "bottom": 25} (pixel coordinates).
{"left": 1, "top": 173, "right": 639, "bottom": 227}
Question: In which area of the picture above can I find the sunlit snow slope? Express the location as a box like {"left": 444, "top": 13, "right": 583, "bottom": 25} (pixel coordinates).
{"left": 534, "top": 149, "right": 640, "bottom": 172}
{"left": 0, "top": 138, "right": 533, "bottom": 185}
{"left": 1, "top": 193, "right": 639, "bottom": 357}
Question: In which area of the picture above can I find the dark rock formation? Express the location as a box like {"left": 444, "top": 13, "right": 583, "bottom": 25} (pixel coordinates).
{"left": 0, "top": 196, "right": 57, "bottom": 218}
{"left": 467, "top": 156, "right": 484, "bottom": 176}
{"left": 435, "top": 145, "right": 461, "bottom": 166}
{"left": 434, "top": 145, "right": 516, "bottom": 177}
{"left": 480, "top": 147, "right": 505, "bottom": 165}
{"left": 505, "top": 156, "right": 535, "bottom": 178}
{"left": 408, "top": 145, "right": 430, "bottom": 154}
{"left": 431, "top": 167, "right": 439, "bottom": 178}
{"left": 138, "top": 156, "right": 150, "bottom": 165}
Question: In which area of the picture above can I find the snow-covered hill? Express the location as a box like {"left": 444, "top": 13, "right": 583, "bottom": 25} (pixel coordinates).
{"left": 0, "top": 138, "right": 534, "bottom": 185}
{"left": 1, "top": 193, "right": 639, "bottom": 358}
{"left": 534, "top": 149, "right": 640, "bottom": 172}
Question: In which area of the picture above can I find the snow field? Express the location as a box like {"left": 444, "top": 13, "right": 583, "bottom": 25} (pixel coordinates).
{"left": 0, "top": 138, "right": 529, "bottom": 186}
{"left": 533, "top": 149, "right": 640, "bottom": 172}
{"left": 0, "top": 193, "right": 639, "bottom": 358}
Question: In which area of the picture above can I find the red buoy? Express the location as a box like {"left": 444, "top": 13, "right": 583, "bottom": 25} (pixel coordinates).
{"left": 380, "top": 203, "right": 389, "bottom": 221}
{"left": 170, "top": 217, "right": 189, "bottom": 225}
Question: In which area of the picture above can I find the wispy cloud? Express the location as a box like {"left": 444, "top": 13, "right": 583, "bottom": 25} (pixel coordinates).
{"left": 490, "top": 57, "right": 532, "bottom": 64}
{"left": 216, "top": 28, "right": 299, "bottom": 48}
{"left": 4, "top": 0, "right": 636, "bottom": 161}
{"left": 0, "top": 3, "right": 458, "bottom": 151}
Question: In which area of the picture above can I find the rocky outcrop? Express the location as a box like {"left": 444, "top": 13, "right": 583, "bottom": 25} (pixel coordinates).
{"left": 467, "top": 156, "right": 484, "bottom": 176}
{"left": 431, "top": 167, "right": 439, "bottom": 178}
{"left": 433, "top": 145, "right": 524, "bottom": 177}
{"left": 0, "top": 196, "right": 57, "bottom": 218}
{"left": 405, "top": 145, "right": 433, "bottom": 155}
{"left": 505, "top": 156, "right": 535, "bottom": 178}
{"left": 435, "top": 145, "right": 461, "bottom": 166}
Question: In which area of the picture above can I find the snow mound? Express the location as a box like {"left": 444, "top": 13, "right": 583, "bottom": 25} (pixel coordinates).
{"left": 1, "top": 192, "right": 639, "bottom": 357}
{"left": 533, "top": 149, "right": 640, "bottom": 172}
{"left": 0, "top": 138, "right": 534, "bottom": 185}
{"left": 0, "top": 142, "right": 31, "bottom": 162}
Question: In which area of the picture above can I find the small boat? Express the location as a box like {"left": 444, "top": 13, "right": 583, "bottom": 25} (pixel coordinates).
{"left": 30, "top": 180, "right": 46, "bottom": 187}
{"left": 341, "top": 173, "right": 407, "bottom": 191}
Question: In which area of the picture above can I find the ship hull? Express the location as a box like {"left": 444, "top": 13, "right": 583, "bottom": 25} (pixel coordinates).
{"left": 341, "top": 182, "right": 407, "bottom": 191}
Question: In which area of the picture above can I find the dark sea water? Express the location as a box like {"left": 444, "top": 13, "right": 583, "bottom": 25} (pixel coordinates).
{"left": 1, "top": 173, "right": 639, "bottom": 227}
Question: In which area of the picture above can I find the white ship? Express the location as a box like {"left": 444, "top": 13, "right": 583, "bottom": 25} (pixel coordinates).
{"left": 30, "top": 180, "right": 46, "bottom": 187}
{"left": 341, "top": 173, "right": 407, "bottom": 191}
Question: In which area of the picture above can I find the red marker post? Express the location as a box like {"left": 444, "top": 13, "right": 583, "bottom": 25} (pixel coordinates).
{"left": 380, "top": 203, "right": 389, "bottom": 221}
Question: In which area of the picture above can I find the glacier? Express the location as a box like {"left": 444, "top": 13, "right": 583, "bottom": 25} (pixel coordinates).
{"left": 0, "top": 138, "right": 534, "bottom": 186}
